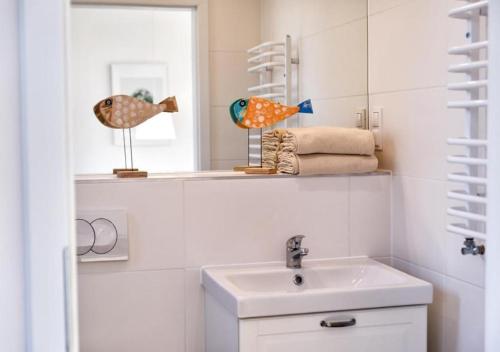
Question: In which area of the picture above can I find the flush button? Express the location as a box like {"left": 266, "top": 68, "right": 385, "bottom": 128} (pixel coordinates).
{"left": 91, "top": 218, "right": 118, "bottom": 254}
{"left": 76, "top": 219, "right": 95, "bottom": 256}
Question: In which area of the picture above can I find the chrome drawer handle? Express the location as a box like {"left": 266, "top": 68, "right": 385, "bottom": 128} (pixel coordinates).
{"left": 320, "top": 318, "right": 356, "bottom": 328}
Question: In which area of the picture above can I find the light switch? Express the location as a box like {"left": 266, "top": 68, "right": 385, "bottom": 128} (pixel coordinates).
{"left": 371, "top": 111, "right": 380, "bottom": 128}
{"left": 355, "top": 112, "right": 362, "bottom": 128}
{"left": 355, "top": 108, "right": 368, "bottom": 129}
{"left": 369, "top": 107, "right": 383, "bottom": 151}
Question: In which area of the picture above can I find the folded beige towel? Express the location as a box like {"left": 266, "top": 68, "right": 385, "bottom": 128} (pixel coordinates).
{"left": 278, "top": 153, "right": 378, "bottom": 176}
{"left": 281, "top": 127, "right": 375, "bottom": 155}
{"left": 262, "top": 129, "right": 286, "bottom": 168}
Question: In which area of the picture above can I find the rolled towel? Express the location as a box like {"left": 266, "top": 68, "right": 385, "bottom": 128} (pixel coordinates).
{"left": 281, "top": 127, "right": 375, "bottom": 155}
{"left": 278, "top": 152, "right": 378, "bottom": 176}
{"left": 262, "top": 129, "right": 286, "bottom": 168}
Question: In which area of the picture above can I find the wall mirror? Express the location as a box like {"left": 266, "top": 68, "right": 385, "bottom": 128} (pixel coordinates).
{"left": 70, "top": 0, "right": 368, "bottom": 174}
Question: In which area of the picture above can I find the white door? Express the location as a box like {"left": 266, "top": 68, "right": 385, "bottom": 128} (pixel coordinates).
{"left": 240, "top": 306, "right": 427, "bottom": 352}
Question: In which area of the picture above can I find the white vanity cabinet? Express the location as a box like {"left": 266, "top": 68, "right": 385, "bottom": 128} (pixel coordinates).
{"left": 239, "top": 306, "right": 427, "bottom": 352}
{"left": 205, "top": 293, "right": 427, "bottom": 352}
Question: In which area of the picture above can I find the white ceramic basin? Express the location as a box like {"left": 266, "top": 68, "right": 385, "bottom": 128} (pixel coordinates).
{"left": 201, "top": 257, "right": 433, "bottom": 318}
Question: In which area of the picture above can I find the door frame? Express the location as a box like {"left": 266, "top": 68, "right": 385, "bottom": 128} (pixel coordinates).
{"left": 486, "top": 1, "right": 500, "bottom": 350}
{"left": 19, "top": 0, "right": 79, "bottom": 350}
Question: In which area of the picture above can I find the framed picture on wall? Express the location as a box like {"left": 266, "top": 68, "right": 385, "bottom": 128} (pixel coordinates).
{"left": 111, "top": 63, "right": 176, "bottom": 146}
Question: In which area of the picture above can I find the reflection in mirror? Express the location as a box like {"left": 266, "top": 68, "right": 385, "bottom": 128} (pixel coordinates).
{"left": 71, "top": 5, "right": 195, "bottom": 174}
{"left": 70, "top": 1, "right": 367, "bottom": 174}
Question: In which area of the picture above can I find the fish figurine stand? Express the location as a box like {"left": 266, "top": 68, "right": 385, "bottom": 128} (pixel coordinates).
{"left": 229, "top": 96, "right": 313, "bottom": 174}
{"left": 112, "top": 128, "right": 147, "bottom": 178}
{"left": 94, "top": 95, "right": 178, "bottom": 178}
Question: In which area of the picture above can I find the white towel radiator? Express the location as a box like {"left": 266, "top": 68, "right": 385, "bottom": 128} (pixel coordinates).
{"left": 447, "top": 0, "right": 489, "bottom": 254}
{"left": 246, "top": 35, "right": 297, "bottom": 166}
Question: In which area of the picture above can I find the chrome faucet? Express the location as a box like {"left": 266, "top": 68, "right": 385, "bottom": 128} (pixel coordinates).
{"left": 286, "top": 235, "right": 309, "bottom": 268}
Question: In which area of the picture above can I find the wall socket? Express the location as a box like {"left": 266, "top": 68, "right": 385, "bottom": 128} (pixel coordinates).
{"left": 369, "top": 107, "right": 383, "bottom": 151}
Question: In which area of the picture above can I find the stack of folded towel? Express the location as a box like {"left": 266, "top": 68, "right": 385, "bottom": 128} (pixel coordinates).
{"left": 262, "top": 126, "right": 378, "bottom": 176}
{"left": 262, "top": 129, "right": 285, "bottom": 169}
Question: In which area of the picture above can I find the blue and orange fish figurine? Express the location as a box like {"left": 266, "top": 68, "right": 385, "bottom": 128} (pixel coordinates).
{"left": 229, "top": 97, "right": 313, "bottom": 129}
{"left": 94, "top": 95, "right": 178, "bottom": 129}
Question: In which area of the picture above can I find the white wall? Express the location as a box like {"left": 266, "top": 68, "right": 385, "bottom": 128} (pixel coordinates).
{"left": 208, "top": 0, "right": 261, "bottom": 169}
{"left": 368, "top": 0, "right": 485, "bottom": 351}
{"left": 0, "top": 1, "right": 25, "bottom": 350}
{"left": 260, "top": 0, "right": 368, "bottom": 129}
{"left": 75, "top": 173, "right": 391, "bottom": 352}
{"left": 71, "top": 6, "right": 195, "bottom": 174}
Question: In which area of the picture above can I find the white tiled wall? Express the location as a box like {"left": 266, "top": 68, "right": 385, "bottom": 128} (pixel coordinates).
{"left": 208, "top": 0, "right": 261, "bottom": 169}
{"left": 76, "top": 181, "right": 184, "bottom": 273}
{"left": 76, "top": 174, "right": 391, "bottom": 352}
{"left": 369, "top": 0, "right": 485, "bottom": 351}
{"left": 184, "top": 177, "right": 351, "bottom": 266}
{"left": 78, "top": 270, "right": 186, "bottom": 352}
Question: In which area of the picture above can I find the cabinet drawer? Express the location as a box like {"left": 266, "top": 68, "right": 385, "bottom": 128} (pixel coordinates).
{"left": 239, "top": 306, "right": 427, "bottom": 352}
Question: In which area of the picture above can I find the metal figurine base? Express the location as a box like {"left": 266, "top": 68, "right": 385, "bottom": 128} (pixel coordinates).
{"left": 114, "top": 128, "right": 148, "bottom": 178}
{"left": 238, "top": 128, "right": 277, "bottom": 174}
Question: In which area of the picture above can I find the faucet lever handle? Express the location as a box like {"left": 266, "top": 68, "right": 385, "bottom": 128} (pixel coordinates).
{"left": 287, "top": 235, "right": 306, "bottom": 249}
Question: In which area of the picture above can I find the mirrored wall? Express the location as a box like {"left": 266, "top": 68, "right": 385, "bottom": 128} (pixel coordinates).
{"left": 70, "top": 0, "right": 368, "bottom": 174}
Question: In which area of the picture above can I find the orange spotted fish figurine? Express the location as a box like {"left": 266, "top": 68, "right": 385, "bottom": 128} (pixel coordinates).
{"left": 229, "top": 97, "right": 313, "bottom": 129}
{"left": 94, "top": 95, "right": 178, "bottom": 129}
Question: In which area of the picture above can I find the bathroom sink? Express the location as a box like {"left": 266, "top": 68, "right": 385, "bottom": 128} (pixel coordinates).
{"left": 201, "top": 257, "right": 432, "bottom": 318}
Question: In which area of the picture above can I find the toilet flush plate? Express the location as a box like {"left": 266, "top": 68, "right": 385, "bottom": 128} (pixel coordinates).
{"left": 76, "top": 209, "right": 128, "bottom": 262}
